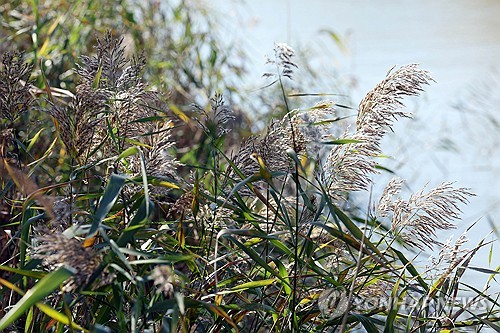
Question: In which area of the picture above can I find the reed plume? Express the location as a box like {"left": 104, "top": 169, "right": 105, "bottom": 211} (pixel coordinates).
{"left": 378, "top": 178, "right": 474, "bottom": 250}
{"left": 143, "top": 121, "right": 180, "bottom": 180}
{"left": 49, "top": 31, "right": 161, "bottom": 163}
{"left": 192, "top": 92, "right": 235, "bottom": 139}
{"left": 263, "top": 43, "right": 298, "bottom": 81}
{"left": 325, "top": 64, "right": 433, "bottom": 199}
{"left": 48, "top": 86, "right": 108, "bottom": 159}
{"left": 0, "top": 51, "right": 33, "bottom": 125}
{"left": 34, "top": 230, "right": 101, "bottom": 292}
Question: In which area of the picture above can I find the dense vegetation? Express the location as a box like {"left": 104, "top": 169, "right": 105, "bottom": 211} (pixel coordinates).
{"left": 0, "top": 1, "right": 498, "bottom": 332}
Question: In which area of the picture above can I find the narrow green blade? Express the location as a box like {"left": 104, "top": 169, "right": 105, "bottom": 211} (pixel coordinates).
{"left": 0, "top": 266, "right": 74, "bottom": 330}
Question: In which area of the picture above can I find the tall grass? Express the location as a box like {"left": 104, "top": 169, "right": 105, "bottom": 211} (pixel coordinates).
{"left": 0, "top": 13, "right": 499, "bottom": 333}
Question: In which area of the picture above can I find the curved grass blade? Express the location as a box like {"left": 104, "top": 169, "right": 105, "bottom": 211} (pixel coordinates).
{"left": 319, "top": 29, "right": 348, "bottom": 53}
{"left": 352, "top": 313, "right": 381, "bottom": 333}
{"left": 92, "top": 64, "right": 103, "bottom": 90}
{"left": 224, "top": 235, "right": 289, "bottom": 288}
{"left": 392, "top": 249, "right": 428, "bottom": 290}
{"left": 323, "top": 193, "right": 386, "bottom": 262}
{"left": 116, "top": 198, "right": 154, "bottom": 246}
{"left": 0, "top": 277, "right": 82, "bottom": 331}
{"left": 322, "top": 139, "right": 363, "bottom": 145}
{"left": 383, "top": 277, "right": 403, "bottom": 333}
{"left": 87, "top": 173, "right": 128, "bottom": 238}
{"left": 36, "top": 303, "right": 88, "bottom": 332}
{"left": 116, "top": 146, "right": 140, "bottom": 162}
{"left": 0, "top": 266, "right": 74, "bottom": 330}
{"left": 468, "top": 266, "right": 500, "bottom": 275}
{"left": 230, "top": 278, "right": 276, "bottom": 292}
{"left": 273, "top": 259, "right": 292, "bottom": 295}
{"left": 0, "top": 265, "right": 45, "bottom": 279}
{"left": 200, "top": 301, "right": 239, "bottom": 332}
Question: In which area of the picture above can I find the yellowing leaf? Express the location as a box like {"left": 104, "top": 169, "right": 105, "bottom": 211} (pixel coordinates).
{"left": 231, "top": 278, "right": 276, "bottom": 292}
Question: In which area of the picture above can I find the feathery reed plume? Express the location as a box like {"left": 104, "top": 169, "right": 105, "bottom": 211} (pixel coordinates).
{"left": 192, "top": 93, "right": 235, "bottom": 139}
{"left": 290, "top": 100, "right": 337, "bottom": 156}
{"left": 378, "top": 179, "right": 474, "bottom": 250}
{"left": 122, "top": 120, "right": 180, "bottom": 199}
{"left": 169, "top": 191, "right": 195, "bottom": 219}
{"left": 438, "top": 231, "right": 470, "bottom": 266}
{"left": 324, "top": 64, "right": 433, "bottom": 199}
{"left": 198, "top": 202, "right": 235, "bottom": 229}
{"left": 97, "top": 37, "right": 159, "bottom": 156}
{"left": 264, "top": 43, "right": 298, "bottom": 80}
{"left": 230, "top": 136, "right": 260, "bottom": 179}
{"left": 122, "top": 120, "right": 180, "bottom": 197}
{"left": 0, "top": 128, "right": 14, "bottom": 161}
{"left": 355, "top": 278, "right": 393, "bottom": 311}
{"left": 48, "top": 87, "right": 108, "bottom": 159}
{"left": 34, "top": 230, "right": 101, "bottom": 292}
{"left": 229, "top": 44, "right": 302, "bottom": 184}
{"left": 52, "top": 196, "right": 73, "bottom": 229}
{"left": 144, "top": 121, "right": 180, "bottom": 180}
{"left": 151, "top": 265, "right": 175, "bottom": 298}
{"left": 50, "top": 31, "right": 161, "bottom": 163}
{"left": 357, "top": 64, "right": 434, "bottom": 135}
{"left": 426, "top": 232, "right": 470, "bottom": 281}
{"left": 0, "top": 51, "right": 33, "bottom": 126}
{"left": 228, "top": 115, "right": 305, "bottom": 193}
{"left": 377, "top": 177, "right": 405, "bottom": 216}
{"left": 258, "top": 119, "right": 298, "bottom": 172}
{"left": 76, "top": 32, "right": 127, "bottom": 91}
{"left": 254, "top": 195, "right": 317, "bottom": 236}
{"left": 323, "top": 129, "right": 376, "bottom": 199}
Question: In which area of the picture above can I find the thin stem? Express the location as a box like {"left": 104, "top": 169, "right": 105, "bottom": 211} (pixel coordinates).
{"left": 339, "top": 187, "right": 373, "bottom": 332}
{"left": 277, "top": 69, "right": 301, "bottom": 332}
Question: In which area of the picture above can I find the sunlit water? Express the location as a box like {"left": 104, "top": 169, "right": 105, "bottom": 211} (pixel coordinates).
{"left": 210, "top": 0, "right": 500, "bottom": 296}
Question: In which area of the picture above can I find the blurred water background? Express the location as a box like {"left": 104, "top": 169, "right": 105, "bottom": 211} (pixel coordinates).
{"left": 211, "top": 0, "right": 500, "bottom": 289}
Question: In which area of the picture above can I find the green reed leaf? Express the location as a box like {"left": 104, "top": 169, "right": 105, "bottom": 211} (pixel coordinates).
{"left": 0, "top": 266, "right": 74, "bottom": 330}
{"left": 87, "top": 173, "right": 127, "bottom": 238}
